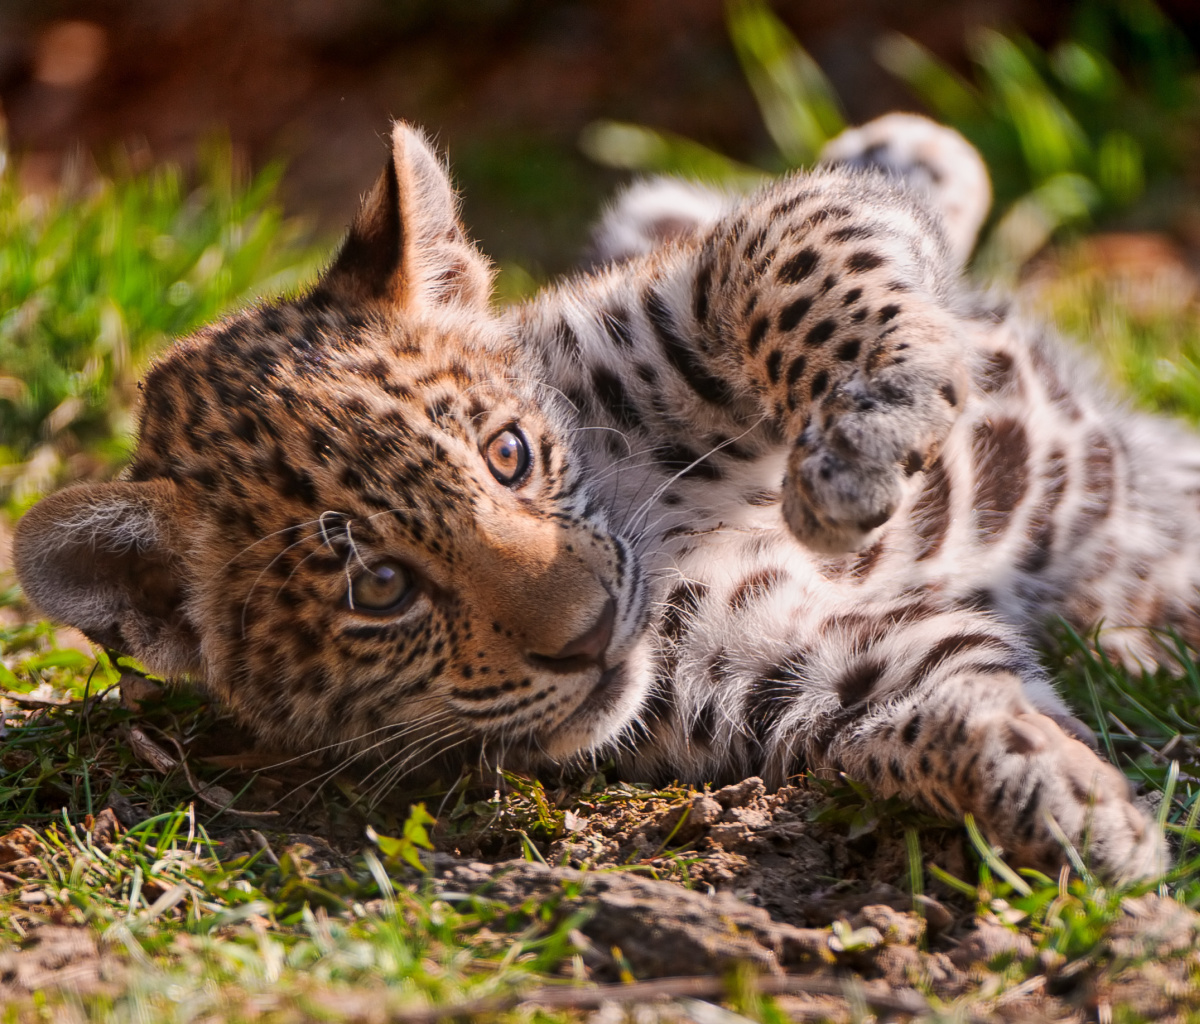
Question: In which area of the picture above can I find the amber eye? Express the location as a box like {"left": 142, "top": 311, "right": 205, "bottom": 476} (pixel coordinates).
{"left": 349, "top": 560, "right": 413, "bottom": 613}
{"left": 485, "top": 427, "right": 531, "bottom": 485}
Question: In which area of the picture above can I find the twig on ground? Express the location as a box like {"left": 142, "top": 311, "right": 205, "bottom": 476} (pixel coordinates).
{"left": 128, "top": 727, "right": 279, "bottom": 819}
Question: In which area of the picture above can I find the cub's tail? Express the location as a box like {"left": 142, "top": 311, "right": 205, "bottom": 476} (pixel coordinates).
{"left": 586, "top": 177, "right": 735, "bottom": 266}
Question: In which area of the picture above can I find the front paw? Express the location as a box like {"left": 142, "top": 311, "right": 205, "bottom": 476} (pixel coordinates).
{"left": 780, "top": 359, "right": 963, "bottom": 555}
{"left": 979, "top": 713, "right": 1167, "bottom": 884}
{"left": 782, "top": 441, "right": 904, "bottom": 554}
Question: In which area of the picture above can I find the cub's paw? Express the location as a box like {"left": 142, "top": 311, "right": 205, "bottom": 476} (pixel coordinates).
{"left": 781, "top": 354, "right": 964, "bottom": 554}
{"left": 978, "top": 713, "right": 1167, "bottom": 884}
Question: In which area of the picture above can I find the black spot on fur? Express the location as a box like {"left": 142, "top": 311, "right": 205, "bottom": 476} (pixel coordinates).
{"left": 1073, "top": 431, "right": 1115, "bottom": 540}
{"left": 729, "top": 567, "right": 787, "bottom": 611}
{"left": 1016, "top": 780, "right": 1044, "bottom": 834}
{"left": 973, "top": 418, "right": 1030, "bottom": 539}
{"left": 691, "top": 701, "right": 718, "bottom": 746}
{"left": 272, "top": 450, "right": 318, "bottom": 505}
{"left": 846, "top": 250, "right": 885, "bottom": 273}
{"left": 692, "top": 263, "right": 712, "bottom": 324}
{"left": 778, "top": 295, "right": 813, "bottom": 333}
{"left": 646, "top": 289, "right": 734, "bottom": 405}
{"left": 745, "top": 671, "right": 802, "bottom": 742}
{"left": 836, "top": 338, "right": 861, "bottom": 362}
{"left": 660, "top": 583, "right": 707, "bottom": 649}
{"left": 977, "top": 351, "right": 1019, "bottom": 394}
{"left": 901, "top": 714, "right": 923, "bottom": 745}
{"left": 837, "top": 660, "right": 885, "bottom": 706}
{"left": 1021, "top": 448, "right": 1067, "bottom": 573}
{"left": 829, "top": 224, "right": 876, "bottom": 242}
{"left": 785, "top": 356, "right": 807, "bottom": 395}
{"left": 747, "top": 315, "right": 769, "bottom": 356}
{"left": 233, "top": 413, "right": 259, "bottom": 443}
{"left": 805, "top": 318, "right": 837, "bottom": 347}
{"left": 603, "top": 309, "right": 635, "bottom": 349}
{"left": 777, "top": 247, "right": 820, "bottom": 284}
{"left": 765, "top": 349, "right": 782, "bottom": 385}
{"left": 906, "top": 632, "right": 1009, "bottom": 693}
{"left": 592, "top": 367, "right": 642, "bottom": 430}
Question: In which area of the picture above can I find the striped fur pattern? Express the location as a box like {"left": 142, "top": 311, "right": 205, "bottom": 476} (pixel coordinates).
{"left": 14, "top": 117, "right": 1189, "bottom": 882}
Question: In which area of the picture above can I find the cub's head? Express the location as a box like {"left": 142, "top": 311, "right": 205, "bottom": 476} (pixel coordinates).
{"left": 14, "top": 124, "right": 651, "bottom": 771}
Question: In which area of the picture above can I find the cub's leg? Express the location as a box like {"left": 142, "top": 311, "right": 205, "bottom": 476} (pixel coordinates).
{"left": 816, "top": 637, "right": 1166, "bottom": 882}
{"left": 645, "top": 578, "right": 1164, "bottom": 881}
{"left": 589, "top": 119, "right": 986, "bottom": 555}
{"left": 695, "top": 185, "right": 971, "bottom": 555}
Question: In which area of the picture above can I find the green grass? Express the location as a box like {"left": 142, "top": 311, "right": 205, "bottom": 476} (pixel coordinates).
{"left": 0, "top": 138, "right": 321, "bottom": 510}
{"left": 1030, "top": 258, "right": 1200, "bottom": 423}
{"left": 2, "top": 806, "right": 593, "bottom": 1023}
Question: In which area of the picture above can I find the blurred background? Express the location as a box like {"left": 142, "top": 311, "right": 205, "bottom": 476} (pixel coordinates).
{"left": 1, "top": 0, "right": 1200, "bottom": 503}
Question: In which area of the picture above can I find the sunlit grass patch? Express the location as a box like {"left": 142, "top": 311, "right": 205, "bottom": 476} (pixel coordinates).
{"left": 0, "top": 138, "right": 322, "bottom": 509}
{"left": 1026, "top": 240, "right": 1200, "bottom": 423}
{"left": 0, "top": 802, "right": 594, "bottom": 1023}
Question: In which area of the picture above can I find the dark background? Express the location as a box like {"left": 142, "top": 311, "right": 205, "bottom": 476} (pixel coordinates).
{"left": 3, "top": 0, "right": 1200, "bottom": 273}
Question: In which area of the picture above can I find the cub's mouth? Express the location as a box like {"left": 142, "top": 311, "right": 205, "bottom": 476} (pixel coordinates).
{"left": 576, "top": 663, "right": 628, "bottom": 718}
{"left": 536, "top": 646, "right": 652, "bottom": 762}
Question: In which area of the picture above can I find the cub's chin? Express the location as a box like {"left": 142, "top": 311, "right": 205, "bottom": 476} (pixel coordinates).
{"left": 539, "top": 647, "right": 653, "bottom": 761}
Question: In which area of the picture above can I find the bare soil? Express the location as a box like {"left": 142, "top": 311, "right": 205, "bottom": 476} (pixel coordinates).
{"left": 4, "top": 770, "right": 1200, "bottom": 1020}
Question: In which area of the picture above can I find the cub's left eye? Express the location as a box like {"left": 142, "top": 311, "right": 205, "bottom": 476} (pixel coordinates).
{"left": 349, "top": 560, "right": 414, "bottom": 614}
{"left": 485, "top": 427, "right": 531, "bottom": 486}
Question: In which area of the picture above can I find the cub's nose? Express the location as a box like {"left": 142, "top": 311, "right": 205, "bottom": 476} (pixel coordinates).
{"left": 527, "top": 597, "right": 616, "bottom": 673}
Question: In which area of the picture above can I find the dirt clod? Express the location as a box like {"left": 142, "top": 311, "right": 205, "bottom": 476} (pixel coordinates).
{"left": 431, "top": 855, "right": 832, "bottom": 978}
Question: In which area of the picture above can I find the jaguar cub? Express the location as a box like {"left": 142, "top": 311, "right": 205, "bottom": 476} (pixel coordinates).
{"left": 17, "top": 115, "right": 1193, "bottom": 882}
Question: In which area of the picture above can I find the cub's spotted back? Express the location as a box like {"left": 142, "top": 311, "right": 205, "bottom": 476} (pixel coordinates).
{"left": 16, "top": 116, "right": 1188, "bottom": 882}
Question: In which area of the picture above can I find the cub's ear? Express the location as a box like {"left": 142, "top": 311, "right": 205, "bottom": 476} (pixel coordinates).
{"left": 13, "top": 481, "right": 202, "bottom": 679}
{"left": 317, "top": 122, "right": 493, "bottom": 313}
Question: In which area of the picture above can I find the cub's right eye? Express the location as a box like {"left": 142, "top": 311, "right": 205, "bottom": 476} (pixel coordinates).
{"left": 349, "top": 560, "right": 414, "bottom": 614}
{"left": 485, "top": 427, "right": 531, "bottom": 486}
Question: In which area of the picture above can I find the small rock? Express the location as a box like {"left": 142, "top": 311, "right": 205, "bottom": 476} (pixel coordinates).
{"left": 104, "top": 794, "right": 140, "bottom": 828}
{"left": 718, "top": 806, "right": 772, "bottom": 829}
{"left": 706, "top": 823, "right": 752, "bottom": 850}
{"left": 711, "top": 777, "right": 766, "bottom": 809}
{"left": 852, "top": 904, "right": 925, "bottom": 946}
{"left": 658, "top": 793, "right": 722, "bottom": 843}
{"left": 119, "top": 672, "right": 163, "bottom": 711}
{"left": 0, "top": 826, "right": 42, "bottom": 865}
{"left": 949, "top": 922, "right": 1034, "bottom": 968}
{"left": 914, "top": 894, "right": 954, "bottom": 935}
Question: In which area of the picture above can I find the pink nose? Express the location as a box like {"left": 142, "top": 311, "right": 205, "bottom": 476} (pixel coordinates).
{"left": 528, "top": 598, "right": 616, "bottom": 672}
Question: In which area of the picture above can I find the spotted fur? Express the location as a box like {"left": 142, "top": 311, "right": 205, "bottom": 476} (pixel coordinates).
{"left": 15, "top": 117, "right": 1185, "bottom": 882}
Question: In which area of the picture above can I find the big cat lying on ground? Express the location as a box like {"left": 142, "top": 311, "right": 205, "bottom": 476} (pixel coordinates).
{"left": 17, "top": 114, "right": 1191, "bottom": 881}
